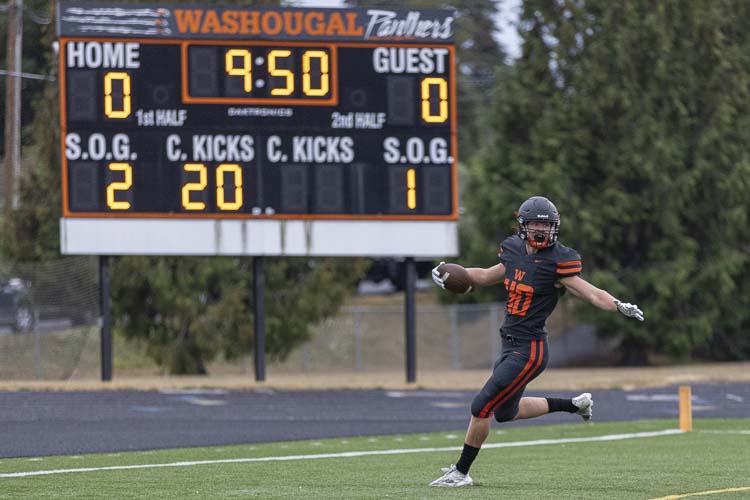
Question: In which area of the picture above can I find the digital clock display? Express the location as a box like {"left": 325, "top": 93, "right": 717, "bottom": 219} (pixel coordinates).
{"left": 58, "top": 3, "right": 457, "bottom": 220}
{"left": 184, "top": 43, "right": 336, "bottom": 105}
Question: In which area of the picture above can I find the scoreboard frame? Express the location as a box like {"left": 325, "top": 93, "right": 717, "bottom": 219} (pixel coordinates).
{"left": 57, "top": 2, "right": 459, "bottom": 256}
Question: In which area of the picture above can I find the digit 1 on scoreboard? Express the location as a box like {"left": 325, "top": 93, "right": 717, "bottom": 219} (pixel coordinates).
{"left": 407, "top": 168, "right": 416, "bottom": 210}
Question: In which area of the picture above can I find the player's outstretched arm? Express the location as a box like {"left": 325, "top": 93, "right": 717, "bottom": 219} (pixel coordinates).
{"left": 466, "top": 262, "right": 506, "bottom": 287}
{"left": 431, "top": 262, "right": 505, "bottom": 289}
{"left": 559, "top": 275, "right": 644, "bottom": 321}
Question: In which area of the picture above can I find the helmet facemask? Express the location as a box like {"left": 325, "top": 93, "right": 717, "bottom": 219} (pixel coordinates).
{"left": 519, "top": 219, "right": 560, "bottom": 249}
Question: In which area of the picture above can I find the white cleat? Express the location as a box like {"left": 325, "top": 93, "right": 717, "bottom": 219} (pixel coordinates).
{"left": 572, "top": 392, "right": 593, "bottom": 422}
{"left": 430, "top": 464, "right": 474, "bottom": 487}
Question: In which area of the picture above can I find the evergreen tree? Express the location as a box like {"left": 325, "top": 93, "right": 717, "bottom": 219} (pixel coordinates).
{"left": 463, "top": 0, "right": 750, "bottom": 363}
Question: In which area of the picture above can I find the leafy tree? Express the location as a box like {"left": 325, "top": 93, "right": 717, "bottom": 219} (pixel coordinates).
{"left": 111, "top": 256, "right": 365, "bottom": 374}
{"left": 462, "top": 0, "right": 750, "bottom": 363}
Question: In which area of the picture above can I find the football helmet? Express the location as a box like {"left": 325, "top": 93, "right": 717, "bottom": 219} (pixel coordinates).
{"left": 517, "top": 196, "right": 560, "bottom": 249}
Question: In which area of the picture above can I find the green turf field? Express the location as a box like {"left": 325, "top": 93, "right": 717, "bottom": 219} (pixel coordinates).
{"left": 1, "top": 419, "right": 748, "bottom": 499}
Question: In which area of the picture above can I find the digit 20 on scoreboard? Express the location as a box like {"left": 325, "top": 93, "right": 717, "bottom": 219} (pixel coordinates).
{"left": 58, "top": 3, "right": 457, "bottom": 220}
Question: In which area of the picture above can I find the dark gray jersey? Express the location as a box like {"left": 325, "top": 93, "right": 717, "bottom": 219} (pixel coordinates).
{"left": 498, "top": 235, "right": 582, "bottom": 339}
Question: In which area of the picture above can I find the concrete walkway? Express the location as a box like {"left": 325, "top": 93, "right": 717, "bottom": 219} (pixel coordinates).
{"left": 1, "top": 361, "right": 749, "bottom": 391}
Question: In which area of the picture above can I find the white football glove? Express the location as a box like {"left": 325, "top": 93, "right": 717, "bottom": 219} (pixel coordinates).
{"left": 614, "top": 300, "right": 644, "bottom": 321}
{"left": 431, "top": 261, "right": 446, "bottom": 289}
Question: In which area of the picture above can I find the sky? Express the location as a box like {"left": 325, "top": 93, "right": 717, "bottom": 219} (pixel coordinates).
{"left": 283, "top": 0, "right": 523, "bottom": 60}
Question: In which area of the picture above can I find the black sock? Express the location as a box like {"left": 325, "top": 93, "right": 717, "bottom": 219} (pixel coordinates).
{"left": 546, "top": 397, "right": 578, "bottom": 413}
{"left": 455, "top": 443, "right": 480, "bottom": 475}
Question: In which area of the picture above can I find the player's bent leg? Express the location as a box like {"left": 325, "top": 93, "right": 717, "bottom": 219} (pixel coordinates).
{"left": 465, "top": 415, "right": 491, "bottom": 447}
{"left": 431, "top": 341, "right": 547, "bottom": 487}
{"left": 513, "top": 396, "right": 551, "bottom": 420}
{"left": 470, "top": 353, "right": 531, "bottom": 420}
{"left": 544, "top": 393, "right": 594, "bottom": 421}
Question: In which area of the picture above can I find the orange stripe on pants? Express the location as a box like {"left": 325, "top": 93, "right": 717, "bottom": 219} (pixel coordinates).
{"left": 479, "top": 340, "right": 538, "bottom": 418}
{"left": 490, "top": 341, "right": 545, "bottom": 412}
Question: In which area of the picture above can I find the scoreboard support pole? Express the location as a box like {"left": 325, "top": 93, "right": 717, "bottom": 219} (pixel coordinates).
{"left": 253, "top": 256, "right": 266, "bottom": 382}
{"left": 99, "top": 255, "right": 113, "bottom": 382}
{"left": 405, "top": 257, "right": 416, "bottom": 383}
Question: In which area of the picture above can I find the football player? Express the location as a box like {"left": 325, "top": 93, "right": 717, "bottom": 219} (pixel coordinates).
{"left": 429, "top": 195, "right": 643, "bottom": 487}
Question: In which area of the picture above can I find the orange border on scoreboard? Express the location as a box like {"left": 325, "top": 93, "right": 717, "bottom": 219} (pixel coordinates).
{"left": 181, "top": 39, "right": 339, "bottom": 106}
{"left": 59, "top": 39, "right": 69, "bottom": 219}
{"left": 449, "top": 44, "right": 458, "bottom": 223}
{"left": 58, "top": 38, "right": 458, "bottom": 221}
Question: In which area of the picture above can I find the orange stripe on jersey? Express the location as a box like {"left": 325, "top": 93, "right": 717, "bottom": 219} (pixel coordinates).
{"left": 556, "top": 260, "right": 581, "bottom": 267}
{"left": 556, "top": 266, "right": 582, "bottom": 275}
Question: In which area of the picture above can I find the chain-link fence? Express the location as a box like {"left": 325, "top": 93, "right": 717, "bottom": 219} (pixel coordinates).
{"left": 271, "top": 304, "right": 505, "bottom": 374}
{"left": 269, "top": 302, "right": 615, "bottom": 374}
{"left": 0, "top": 256, "right": 612, "bottom": 380}
{"left": 0, "top": 257, "right": 100, "bottom": 380}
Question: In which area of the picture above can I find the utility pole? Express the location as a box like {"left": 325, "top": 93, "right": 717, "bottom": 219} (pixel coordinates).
{"left": 3, "top": 0, "right": 23, "bottom": 215}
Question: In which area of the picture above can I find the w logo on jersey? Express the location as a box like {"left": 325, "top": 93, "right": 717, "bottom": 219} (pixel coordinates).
{"left": 514, "top": 269, "right": 526, "bottom": 281}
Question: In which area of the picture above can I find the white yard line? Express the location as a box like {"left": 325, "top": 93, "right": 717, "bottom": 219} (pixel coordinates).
{"left": 0, "top": 429, "right": 683, "bottom": 478}
{"left": 697, "top": 430, "right": 750, "bottom": 435}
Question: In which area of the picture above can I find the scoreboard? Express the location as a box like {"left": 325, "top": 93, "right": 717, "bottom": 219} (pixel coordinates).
{"left": 57, "top": 2, "right": 459, "bottom": 256}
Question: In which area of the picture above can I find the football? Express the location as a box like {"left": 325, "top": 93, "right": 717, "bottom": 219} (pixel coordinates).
{"left": 437, "top": 263, "right": 473, "bottom": 294}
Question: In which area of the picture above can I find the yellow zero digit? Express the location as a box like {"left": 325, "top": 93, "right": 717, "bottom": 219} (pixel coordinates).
{"left": 421, "top": 77, "right": 448, "bottom": 123}
{"left": 225, "top": 49, "right": 252, "bottom": 93}
{"left": 182, "top": 163, "right": 207, "bottom": 210}
{"left": 106, "top": 163, "right": 132, "bottom": 210}
{"left": 216, "top": 164, "right": 243, "bottom": 210}
{"left": 268, "top": 49, "right": 294, "bottom": 96}
{"left": 407, "top": 168, "right": 417, "bottom": 210}
{"left": 104, "top": 72, "right": 131, "bottom": 119}
{"left": 302, "top": 50, "right": 329, "bottom": 96}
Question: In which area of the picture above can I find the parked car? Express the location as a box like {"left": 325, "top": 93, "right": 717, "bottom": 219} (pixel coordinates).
{"left": 360, "top": 258, "right": 435, "bottom": 293}
{"left": 0, "top": 278, "right": 36, "bottom": 333}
